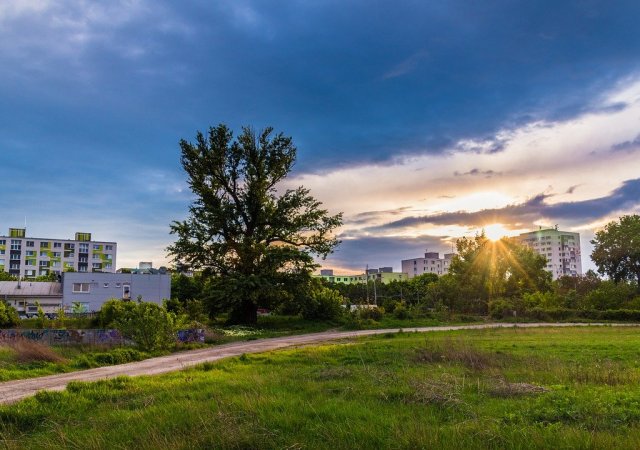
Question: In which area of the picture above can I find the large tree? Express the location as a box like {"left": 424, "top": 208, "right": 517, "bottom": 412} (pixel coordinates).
{"left": 168, "top": 124, "right": 342, "bottom": 324}
{"left": 591, "top": 215, "right": 640, "bottom": 285}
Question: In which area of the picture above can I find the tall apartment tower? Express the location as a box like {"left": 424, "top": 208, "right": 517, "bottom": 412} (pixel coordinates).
{"left": 515, "top": 227, "right": 582, "bottom": 280}
{"left": 401, "top": 252, "right": 455, "bottom": 278}
{"left": 0, "top": 228, "right": 116, "bottom": 279}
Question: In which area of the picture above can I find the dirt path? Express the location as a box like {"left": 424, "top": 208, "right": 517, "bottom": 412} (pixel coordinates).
{"left": 0, "top": 322, "right": 636, "bottom": 405}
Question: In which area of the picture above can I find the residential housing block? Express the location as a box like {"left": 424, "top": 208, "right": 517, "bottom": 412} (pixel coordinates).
{"left": 401, "top": 252, "right": 455, "bottom": 278}
{"left": 0, "top": 228, "right": 116, "bottom": 279}
{"left": 515, "top": 227, "right": 582, "bottom": 280}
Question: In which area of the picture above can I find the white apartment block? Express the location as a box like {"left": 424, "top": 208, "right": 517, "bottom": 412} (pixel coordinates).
{"left": 0, "top": 228, "right": 116, "bottom": 279}
{"left": 515, "top": 227, "right": 582, "bottom": 280}
{"left": 401, "top": 252, "right": 455, "bottom": 278}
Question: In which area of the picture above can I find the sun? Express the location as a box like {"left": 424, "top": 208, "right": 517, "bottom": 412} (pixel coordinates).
{"left": 483, "top": 223, "right": 511, "bottom": 241}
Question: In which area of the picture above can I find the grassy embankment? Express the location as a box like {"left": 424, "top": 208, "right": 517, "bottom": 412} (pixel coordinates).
{"left": 2, "top": 326, "right": 640, "bottom": 449}
{"left": 0, "top": 314, "right": 477, "bottom": 382}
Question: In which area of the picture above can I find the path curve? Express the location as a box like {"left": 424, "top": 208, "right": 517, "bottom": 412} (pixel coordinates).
{"left": 0, "top": 322, "right": 636, "bottom": 405}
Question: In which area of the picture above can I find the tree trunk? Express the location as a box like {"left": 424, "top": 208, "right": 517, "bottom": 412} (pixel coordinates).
{"left": 228, "top": 298, "right": 258, "bottom": 325}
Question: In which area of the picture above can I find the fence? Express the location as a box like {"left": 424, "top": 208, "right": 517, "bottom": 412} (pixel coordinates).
{"left": 0, "top": 328, "right": 205, "bottom": 346}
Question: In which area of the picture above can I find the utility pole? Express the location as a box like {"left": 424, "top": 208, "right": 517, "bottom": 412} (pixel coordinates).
{"left": 365, "top": 264, "right": 369, "bottom": 305}
{"left": 372, "top": 272, "right": 377, "bottom": 306}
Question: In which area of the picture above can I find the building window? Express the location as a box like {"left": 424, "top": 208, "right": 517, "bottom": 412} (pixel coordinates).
{"left": 105, "top": 245, "right": 113, "bottom": 251}
{"left": 53, "top": 252, "right": 61, "bottom": 258}
{"left": 0, "top": 240, "right": 5, "bottom": 245}
{"left": 105, "top": 263, "right": 112, "bottom": 269}
{"left": 93, "top": 244, "right": 101, "bottom": 250}
{"left": 26, "top": 241, "right": 35, "bottom": 247}
{"left": 79, "top": 243, "right": 89, "bottom": 252}
{"left": 72, "top": 283, "right": 91, "bottom": 293}
{"left": 10, "top": 263, "right": 19, "bottom": 269}
{"left": 54, "top": 242, "right": 62, "bottom": 248}
{"left": 40, "top": 251, "right": 48, "bottom": 257}
{"left": 10, "top": 240, "right": 21, "bottom": 250}
{"left": 40, "top": 241, "right": 50, "bottom": 248}
{"left": 39, "top": 261, "right": 49, "bottom": 267}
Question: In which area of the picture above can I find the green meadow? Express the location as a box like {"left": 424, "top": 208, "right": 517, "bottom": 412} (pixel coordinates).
{"left": 2, "top": 326, "right": 640, "bottom": 449}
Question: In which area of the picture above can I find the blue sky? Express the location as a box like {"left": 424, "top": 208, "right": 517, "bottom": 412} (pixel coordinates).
{"left": 1, "top": 1, "right": 639, "bottom": 272}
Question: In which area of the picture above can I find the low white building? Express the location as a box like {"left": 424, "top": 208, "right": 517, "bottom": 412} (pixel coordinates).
{"left": 401, "top": 252, "right": 455, "bottom": 278}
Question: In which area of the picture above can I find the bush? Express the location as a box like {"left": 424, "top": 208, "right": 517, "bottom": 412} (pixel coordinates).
{"left": 393, "top": 302, "right": 412, "bottom": 320}
{"left": 357, "top": 306, "right": 384, "bottom": 321}
{"left": 0, "top": 301, "right": 19, "bottom": 327}
{"left": 488, "top": 298, "right": 518, "bottom": 320}
{"left": 99, "top": 300, "right": 184, "bottom": 351}
{"left": 300, "top": 286, "right": 345, "bottom": 321}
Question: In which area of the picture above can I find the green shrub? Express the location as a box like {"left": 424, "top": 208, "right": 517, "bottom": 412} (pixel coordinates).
{"left": 393, "top": 302, "right": 412, "bottom": 320}
{"left": 357, "top": 306, "right": 384, "bottom": 321}
{"left": 488, "top": 298, "right": 518, "bottom": 320}
{"left": 98, "top": 300, "right": 184, "bottom": 351}
{"left": 300, "top": 286, "right": 345, "bottom": 321}
{"left": 0, "top": 301, "right": 19, "bottom": 327}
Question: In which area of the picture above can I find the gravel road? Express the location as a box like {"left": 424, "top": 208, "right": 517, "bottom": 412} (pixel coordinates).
{"left": 0, "top": 322, "right": 635, "bottom": 405}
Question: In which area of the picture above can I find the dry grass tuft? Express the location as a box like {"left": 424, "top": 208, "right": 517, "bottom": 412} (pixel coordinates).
{"left": 407, "top": 379, "right": 462, "bottom": 406}
{"left": 485, "top": 379, "right": 548, "bottom": 397}
{"left": 413, "top": 338, "right": 504, "bottom": 371}
{"left": 1, "top": 339, "right": 67, "bottom": 364}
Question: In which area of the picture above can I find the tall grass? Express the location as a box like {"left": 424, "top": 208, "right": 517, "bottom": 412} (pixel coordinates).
{"left": 3, "top": 327, "right": 640, "bottom": 449}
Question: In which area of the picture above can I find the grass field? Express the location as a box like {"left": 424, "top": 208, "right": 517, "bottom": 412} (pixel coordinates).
{"left": 2, "top": 326, "right": 640, "bottom": 449}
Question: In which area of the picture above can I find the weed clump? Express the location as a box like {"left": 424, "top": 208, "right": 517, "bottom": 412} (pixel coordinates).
{"left": 1, "top": 340, "right": 66, "bottom": 364}
{"left": 413, "top": 338, "right": 504, "bottom": 371}
{"left": 485, "top": 379, "right": 548, "bottom": 397}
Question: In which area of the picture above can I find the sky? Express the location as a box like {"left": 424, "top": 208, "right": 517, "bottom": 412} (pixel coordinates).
{"left": 1, "top": 0, "right": 639, "bottom": 273}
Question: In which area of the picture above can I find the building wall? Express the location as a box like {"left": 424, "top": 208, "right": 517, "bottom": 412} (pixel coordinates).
{"left": 316, "top": 269, "right": 408, "bottom": 285}
{"left": 62, "top": 272, "right": 170, "bottom": 312}
{"left": 515, "top": 229, "right": 582, "bottom": 280}
{"left": 0, "top": 229, "right": 116, "bottom": 278}
{"left": 401, "top": 252, "right": 455, "bottom": 278}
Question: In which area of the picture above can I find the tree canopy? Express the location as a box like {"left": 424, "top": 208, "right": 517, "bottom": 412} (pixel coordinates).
{"left": 168, "top": 124, "right": 342, "bottom": 324}
{"left": 591, "top": 214, "right": 640, "bottom": 285}
{"left": 448, "top": 233, "right": 550, "bottom": 312}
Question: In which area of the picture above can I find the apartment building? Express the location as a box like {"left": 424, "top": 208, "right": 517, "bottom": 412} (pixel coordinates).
{"left": 0, "top": 228, "right": 116, "bottom": 279}
{"left": 317, "top": 267, "right": 408, "bottom": 284}
{"left": 515, "top": 227, "right": 582, "bottom": 280}
{"left": 401, "top": 252, "right": 455, "bottom": 278}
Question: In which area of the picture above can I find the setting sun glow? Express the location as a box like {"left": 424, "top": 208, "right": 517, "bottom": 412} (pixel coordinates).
{"left": 483, "top": 223, "right": 511, "bottom": 241}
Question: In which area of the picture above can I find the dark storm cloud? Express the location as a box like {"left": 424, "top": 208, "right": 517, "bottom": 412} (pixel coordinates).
{"left": 370, "top": 178, "right": 640, "bottom": 231}
{"left": 2, "top": 0, "right": 640, "bottom": 173}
